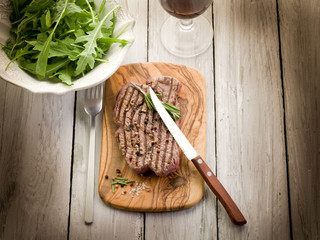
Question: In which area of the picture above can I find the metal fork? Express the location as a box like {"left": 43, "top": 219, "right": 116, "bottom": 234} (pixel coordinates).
{"left": 84, "top": 83, "right": 104, "bottom": 224}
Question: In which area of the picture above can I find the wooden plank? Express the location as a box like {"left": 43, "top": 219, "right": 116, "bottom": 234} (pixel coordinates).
{"left": 98, "top": 63, "right": 206, "bottom": 212}
{"left": 0, "top": 83, "right": 74, "bottom": 239}
{"left": 146, "top": 2, "right": 216, "bottom": 240}
{"left": 278, "top": 1, "right": 320, "bottom": 239}
{"left": 214, "top": 0, "right": 290, "bottom": 239}
{"left": 0, "top": 80, "right": 5, "bottom": 147}
{"left": 69, "top": 1, "right": 147, "bottom": 239}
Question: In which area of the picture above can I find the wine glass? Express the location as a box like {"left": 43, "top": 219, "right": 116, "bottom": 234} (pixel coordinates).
{"left": 159, "top": 0, "right": 213, "bottom": 58}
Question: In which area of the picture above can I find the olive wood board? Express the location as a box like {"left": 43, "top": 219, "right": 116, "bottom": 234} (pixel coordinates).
{"left": 98, "top": 62, "right": 206, "bottom": 212}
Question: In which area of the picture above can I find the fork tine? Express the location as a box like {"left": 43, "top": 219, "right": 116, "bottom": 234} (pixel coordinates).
{"left": 94, "top": 84, "right": 102, "bottom": 99}
{"left": 86, "top": 88, "right": 91, "bottom": 99}
{"left": 95, "top": 85, "right": 99, "bottom": 99}
{"left": 93, "top": 87, "right": 96, "bottom": 99}
{"left": 92, "top": 88, "right": 95, "bottom": 99}
{"left": 99, "top": 84, "right": 103, "bottom": 98}
{"left": 96, "top": 87, "right": 99, "bottom": 99}
{"left": 85, "top": 84, "right": 104, "bottom": 101}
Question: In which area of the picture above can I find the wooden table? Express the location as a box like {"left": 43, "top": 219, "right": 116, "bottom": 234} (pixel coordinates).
{"left": 0, "top": 1, "right": 319, "bottom": 239}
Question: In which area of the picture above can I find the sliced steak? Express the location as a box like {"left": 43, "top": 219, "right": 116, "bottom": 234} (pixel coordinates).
{"left": 113, "top": 76, "right": 181, "bottom": 176}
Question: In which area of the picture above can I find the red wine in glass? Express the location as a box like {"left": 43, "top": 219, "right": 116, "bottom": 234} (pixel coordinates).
{"left": 159, "top": 0, "right": 213, "bottom": 57}
{"left": 160, "top": 0, "right": 212, "bottom": 19}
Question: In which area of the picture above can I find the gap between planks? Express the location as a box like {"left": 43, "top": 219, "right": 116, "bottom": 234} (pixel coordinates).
{"left": 275, "top": 0, "right": 293, "bottom": 239}
{"left": 67, "top": 92, "right": 78, "bottom": 240}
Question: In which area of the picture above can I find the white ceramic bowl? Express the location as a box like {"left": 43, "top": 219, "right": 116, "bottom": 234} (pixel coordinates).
{"left": 0, "top": 0, "right": 135, "bottom": 94}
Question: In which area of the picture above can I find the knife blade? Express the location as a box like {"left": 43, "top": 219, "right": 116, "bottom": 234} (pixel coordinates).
{"left": 149, "top": 87, "right": 247, "bottom": 225}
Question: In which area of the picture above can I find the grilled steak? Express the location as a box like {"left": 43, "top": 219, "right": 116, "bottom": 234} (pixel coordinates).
{"left": 113, "top": 76, "right": 181, "bottom": 176}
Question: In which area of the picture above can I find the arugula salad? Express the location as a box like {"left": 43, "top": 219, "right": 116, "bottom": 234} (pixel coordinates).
{"left": 2, "top": 0, "right": 129, "bottom": 85}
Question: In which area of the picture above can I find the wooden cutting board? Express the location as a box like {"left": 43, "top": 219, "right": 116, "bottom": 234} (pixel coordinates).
{"left": 98, "top": 62, "right": 206, "bottom": 212}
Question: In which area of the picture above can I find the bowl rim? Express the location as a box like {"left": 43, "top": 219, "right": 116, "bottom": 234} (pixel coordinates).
{"left": 0, "top": 0, "right": 135, "bottom": 95}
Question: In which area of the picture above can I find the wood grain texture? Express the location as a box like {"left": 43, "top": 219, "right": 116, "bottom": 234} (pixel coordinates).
{"left": 98, "top": 62, "right": 206, "bottom": 211}
{"left": 146, "top": 2, "right": 216, "bottom": 240}
{"left": 0, "top": 81, "right": 5, "bottom": 147}
{"left": 278, "top": 0, "right": 320, "bottom": 239}
{"left": 69, "top": 1, "right": 147, "bottom": 239}
{"left": 0, "top": 84, "right": 74, "bottom": 239}
{"left": 214, "top": 0, "right": 290, "bottom": 239}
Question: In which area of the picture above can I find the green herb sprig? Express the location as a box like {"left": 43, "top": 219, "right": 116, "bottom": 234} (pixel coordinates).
{"left": 111, "top": 177, "right": 136, "bottom": 193}
{"left": 130, "top": 82, "right": 181, "bottom": 121}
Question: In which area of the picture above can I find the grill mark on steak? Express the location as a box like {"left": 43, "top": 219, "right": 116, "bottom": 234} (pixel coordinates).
{"left": 144, "top": 90, "right": 155, "bottom": 170}
{"left": 161, "top": 79, "right": 175, "bottom": 174}
{"left": 119, "top": 85, "right": 131, "bottom": 125}
{"left": 116, "top": 85, "right": 131, "bottom": 156}
{"left": 131, "top": 89, "right": 145, "bottom": 169}
{"left": 148, "top": 78, "right": 170, "bottom": 175}
{"left": 124, "top": 88, "right": 140, "bottom": 170}
{"left": 139, "top": 85, "right": 151, "bottom": 170}
{"left": 114, "top": 77, "right": 181, "bottom": 176}
{"left": 161, "top": 78, "right": 180, "bottom": 174}
{"left": 148, "top": 80, "right": 162, "bottom": 174}
{"left": 166, "top": 86, "right": 180, "bottom": 172}
{"left": 155, "top": 78, "right": 174, "bottom": 175}
{"left": 114, "top": 85, "right": 128, "bottom": 125}
{"left": 122, "top": 87, "right": 134, "bottom": 164}
{"left": 132, "top": 90, "right": 145, "bottom": 168}
{"left": 166, "top": 79, "right": 181, "bottom": 174}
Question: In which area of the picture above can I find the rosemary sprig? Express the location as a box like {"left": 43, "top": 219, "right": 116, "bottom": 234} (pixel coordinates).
{"left": 114, "top": 177, "right": 128, "bottom": 180}
{"left": 111, "top": 178, "right": 136, "bottom": 193}
{"left": 111, "top": 180, "right": 115, "bottom": 193}
{"left": 130, "top": 82, "right": 181, "bottom": 121}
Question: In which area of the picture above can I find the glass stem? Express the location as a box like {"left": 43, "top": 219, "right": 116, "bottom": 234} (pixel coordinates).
{"left": 179, "top": 19, "right": 193, "bottom": 31}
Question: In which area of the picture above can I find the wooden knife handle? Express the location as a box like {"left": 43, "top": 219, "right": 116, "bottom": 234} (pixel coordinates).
{"left": 192, "top": 156, "right": 247, "bottom": 225}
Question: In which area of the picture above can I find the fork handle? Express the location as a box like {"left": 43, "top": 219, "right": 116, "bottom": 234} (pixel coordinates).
{"left": 85, "top": 116, "right": 96, "bottom": 224}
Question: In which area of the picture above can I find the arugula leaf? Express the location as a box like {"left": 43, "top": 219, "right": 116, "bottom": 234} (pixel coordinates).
{"left": 85, "top": 0, "right": 96, "bottom": 23}
{"left": 35, "top": 0, "right": 68, "bottom": 79}
{"left": 46, "top": 58, "right": 70, "bottom": 75}
{"left": 98, "top": 0, "right": 107, "bottom": 17}
{"left": 9, "top": 0, "right": 29, "bottom": 21}
{"left": 19, "top": 61, "right": 36, "bottom": 75}
{"left": 74, "top": 5, "right": 120, "bottom": 75}
{"left": 22, "top": 0, "right": 54, "bottom": 13}
{"left": 66, "top": 2, "right": 83, "bottom": 15}
{"left": 40, "top": 11, "right": 50, "bottom": 31}
{"left": 16, "top": 12, "right": 38, "bottom": 38}
{"left": 5, "top": 44, "right": 37, "bottom": 70}
{"left": 56, "top": 66, "right": 74, "bottom": 85}
{"left": 98, "top": 37, "right": 129, "bottom": 52}
{"left": 101, "top": 11, "right": 115, "bottom": 37}
{"left": 52, "top": 0, "right": 69, "bottom": 23}
{"left": 45, "top": 9, "right": 52, "bottom": 27}
{"left": 29, "top": 39, "right": 79, "bottom": 60}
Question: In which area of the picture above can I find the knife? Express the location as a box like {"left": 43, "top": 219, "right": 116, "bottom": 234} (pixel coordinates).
{"left": 149, "top": 88, "right": 247, "bottom": 225}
